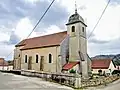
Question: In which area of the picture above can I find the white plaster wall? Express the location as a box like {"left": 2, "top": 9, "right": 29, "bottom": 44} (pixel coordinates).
{"left": 64, "top": 64, "right": 80, "bottom": 74}
{"left": 8, "top": 66, "right": 13, "bottom": 70}
{"left": 72, "top": 64, "right": 80, "bottom": 73}
{"left": 0, "top": 66, "right": 8, "bottom": 70}
{"left": 108, "top": 61, "right": 116, "bottom": 73}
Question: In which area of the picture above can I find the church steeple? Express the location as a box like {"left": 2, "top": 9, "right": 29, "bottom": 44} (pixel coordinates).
{"left": 66, "top": 0, "right": 86, "bottom": 25}
{"left": 75, "top": 0, "right": 77, "bottom": 14}
{"left": 66, "top": 0, "right": 89, "bottom": 78}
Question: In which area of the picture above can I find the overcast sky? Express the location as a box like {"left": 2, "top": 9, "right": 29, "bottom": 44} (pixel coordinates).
{"left": 0, "top": 0, "right": 120, "bottom": 60}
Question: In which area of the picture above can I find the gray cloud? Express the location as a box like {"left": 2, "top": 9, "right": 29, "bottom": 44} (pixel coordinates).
{"left": 0, "top": 31, "right": 20, "bottom": 45}
{"left": 88, "top": 37, "right": 120, "bottom": 57}
{"left": 111, "top": 0, "right": 120, "bottom": 3}
{"left": 8, "top": 32, "right": 20, "bottom": 45}
{"left": 88, "top": 38, "right": 109, "bottom": 44}
{"left": 108, "top": 0, "right": 120, "bottom": 5}
{"left": 0, "top": 0, "right": 69, "bottom": 33}
{"left": 27, "top": 1, "right": 69, "bottom": 31}
{"left": 87, "top": 30, "right": 110, "bottom": 44}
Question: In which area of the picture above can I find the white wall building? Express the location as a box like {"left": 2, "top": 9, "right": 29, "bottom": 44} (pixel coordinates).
{"left": 92, "top": 59, "right": 116, "bottom": 75}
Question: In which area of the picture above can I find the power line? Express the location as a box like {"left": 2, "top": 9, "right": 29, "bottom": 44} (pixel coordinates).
{"left": 5, "top": 0, "right": 56, "bottom": 59}
{"left": 27, "top": 0, "right": 55, "bottom": 38}
{"left": 87, "top": 0, "right": 110, "bottom": 39}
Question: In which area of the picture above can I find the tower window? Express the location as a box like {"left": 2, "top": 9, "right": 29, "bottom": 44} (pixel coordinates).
{"left": 36, "top": 55, "right": 39, "bottom": 63}
{"left": 25, "top": 55, "right": 27, "bottom": 63}
{"left": 71, "top": 26, "right": 75, "bottom": 32}
{"left": 82, "top": 27, "right": 84, "bottom": 32}
{"left": 49, "top": 54, "right": 52, "bottom": 63}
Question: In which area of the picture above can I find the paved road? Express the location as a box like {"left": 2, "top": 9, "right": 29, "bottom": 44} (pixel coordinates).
{"left": 97, "top": 79, "right": 120, "bottom": 90}
{"left": 0, "top": 72, "right": 73, "bottom": 90}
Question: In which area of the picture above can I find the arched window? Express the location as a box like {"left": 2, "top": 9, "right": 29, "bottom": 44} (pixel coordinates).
{"left": 82, "top": 27, "right": 84, "bottom": 32}
{"left": 71, "top": 26, "right": 75, "bottom": 32}
{"left": 36, "top": 55, "right": 39, "bottom": 63}
{"left": 25, "top": 55, "right": 27, "bottom": 63}
{"left": 49, "top": 54, "right": 52, "bottom": 63}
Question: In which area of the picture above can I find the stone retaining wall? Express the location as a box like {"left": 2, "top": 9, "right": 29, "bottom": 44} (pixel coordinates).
{"left": 81, "top": 75, "right": 119, "bottom": 87}
{"left": 21, "top": 70, "right": 82, "bottom": 88}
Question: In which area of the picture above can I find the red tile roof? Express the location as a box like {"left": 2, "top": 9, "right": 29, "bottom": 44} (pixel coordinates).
{"left": 16, "top": 31, "right": 67, "bottom": 50}
{"left": 63, "top": 61, "right": 80, "bottom": 70}
{"left": 0, "top": 58, "right": 8, "bottom": 66}
{"left": 92, "top": 59, "right": 112, "bottom": 69}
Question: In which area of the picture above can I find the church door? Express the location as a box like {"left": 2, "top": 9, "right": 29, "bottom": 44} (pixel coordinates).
{"left": 28, "top": 56, "right": 32, "bottom": 70}
{"left": 40, "top": 56, "right": 44, "bottom": 71}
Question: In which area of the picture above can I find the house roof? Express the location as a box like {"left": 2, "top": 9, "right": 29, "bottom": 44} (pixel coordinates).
{"left": 16, "top": 31, "right": 67, "bottom": 50}
{"left": 91, "top": 59, "right": 112, "bottom": 69}
{"left": 0, "top": 58, "right": 8, "bottom": 66}
{"left": 62, "top": 61, "right": 80, "bottom": 70}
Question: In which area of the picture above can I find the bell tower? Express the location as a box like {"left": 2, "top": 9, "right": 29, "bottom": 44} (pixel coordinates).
{"left": 66, "top": 2, "right": 89, "bottom": 78}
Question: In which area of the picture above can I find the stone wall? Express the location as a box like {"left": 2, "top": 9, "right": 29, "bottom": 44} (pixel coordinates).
{"left": 21, "top": 70, "right": 81, "bottom": 88}
{"left": 81, "top": 75, "right": 119, "bottom": 88}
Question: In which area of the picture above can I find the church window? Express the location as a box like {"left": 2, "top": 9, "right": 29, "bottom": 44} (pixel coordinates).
{"left": 49, "top": 54, "right": 52, "bottom": 63}
{"left": 36, "top": 55, "right": 39, "bottom": 63}
{"left": 18, "top": 54, "right": 20, "bottom": 57}
{"left": 82, "top": 27, "right": 84, "bottom": 32}
{"left": 71, "top": 26, "right": 75, "bottom": 32}
{"left": 25, "top": 55, "right": 27, "bottom": 63}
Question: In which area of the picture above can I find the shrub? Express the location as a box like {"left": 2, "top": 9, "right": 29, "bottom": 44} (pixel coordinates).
{"left": 69, "top": 69, "right": 76, "bottom": 73}
{"left": 112, "top": 70, "right": 120, "bottom": 75}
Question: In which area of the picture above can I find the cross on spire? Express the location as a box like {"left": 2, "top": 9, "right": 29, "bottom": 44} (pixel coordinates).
{"left": 75, "top": 0, "right": 77, "bottom": 14}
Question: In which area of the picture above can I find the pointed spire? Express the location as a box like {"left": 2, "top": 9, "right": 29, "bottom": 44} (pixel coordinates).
{"left": 75, "top": 0, "right": 77, "bottom": 14}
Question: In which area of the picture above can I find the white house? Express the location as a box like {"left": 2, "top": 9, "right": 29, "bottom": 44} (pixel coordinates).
{"left": 91, "top": 59, "right": 116, "bottom": 75}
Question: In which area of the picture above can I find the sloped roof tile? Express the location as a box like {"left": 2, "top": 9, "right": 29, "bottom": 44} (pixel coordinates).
{"left": 16, "top": 31, "right": 67, "bottom": 50}
{"left": 92, "top": 59, "right": 112, "bottom": 69}
{"left": 63, "top": 61, "right": 80, "bottom": 70}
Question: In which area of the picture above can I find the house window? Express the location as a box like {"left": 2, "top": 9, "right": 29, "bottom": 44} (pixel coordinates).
{"left": 49, "top": 54, "right": 52, "bottom": 63}
{"left": 36, "top": 55, "right": 39, "bottom": 63}
{"left": 82, "top": 27, "right": 84, "bottom": 32}
{"left": 25, "top": 55, "right": 27, "bottom": 63}
{"left": 71, "top": 26, "right": 75, "bottom": 32}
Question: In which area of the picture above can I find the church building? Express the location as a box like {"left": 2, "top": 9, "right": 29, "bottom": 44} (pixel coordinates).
{"left": 14, "top": 8, "right": 91, "bottom": 78}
